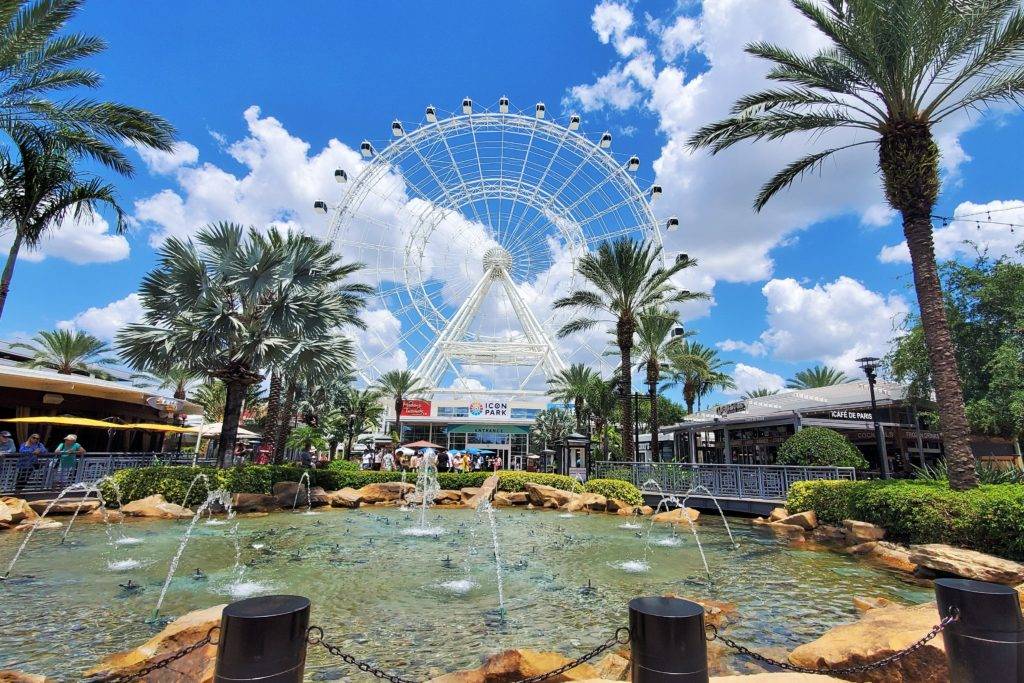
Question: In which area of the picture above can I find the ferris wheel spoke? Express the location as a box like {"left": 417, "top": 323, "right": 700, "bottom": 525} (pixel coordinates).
{"left": 505, "top": 122, "right": 573, "bottom": 249}
{"left": 433, "top": 120, "right": 490, "bottom": 229}
{"left": 467, "top": 114, "right": 496, "bottom": 232}
{"left": 500, "top": 116, "right": 540, "bottom": 240}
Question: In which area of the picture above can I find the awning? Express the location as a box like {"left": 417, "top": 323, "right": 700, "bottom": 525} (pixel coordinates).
{"left": 446, "top": 424, "right": 529, "bottom": 434}
{"left": 197, "top": 422, "right": 260, "bottom": 439}
{"left": 124, "top": 422, "right": 197, "bottom": 434}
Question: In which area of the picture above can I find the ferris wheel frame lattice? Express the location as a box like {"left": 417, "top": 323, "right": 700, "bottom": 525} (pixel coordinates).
{"left": 318, "top": 98, "right": 674, "bottom": 399}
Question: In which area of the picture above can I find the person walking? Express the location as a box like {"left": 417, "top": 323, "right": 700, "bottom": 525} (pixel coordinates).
{"left": 54, "top": 434, "right": 84, "bottom": 487}
{"left": 372, "top": 450, "right": 383, "bottom": 471}
{"left": 382, "top": 449, "right": 395, "bottom": 471}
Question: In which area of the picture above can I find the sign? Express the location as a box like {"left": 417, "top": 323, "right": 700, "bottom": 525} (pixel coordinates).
{"left": 400, "top": 399, "right": 432, "bottom": 417}
{"left": 715, "top": 401, "right": 746, "bottom": 417}
{"left": 147, "top": 396, "right": 184, "bottom": 413}
{"left": 468, "top": 400, "right": 508, "bottom": 418}
{"left": 829, "top": 409, "right": 874, "bottom": 421}
{"left": 447, "top": 424, "right": 529, "bottom": 434}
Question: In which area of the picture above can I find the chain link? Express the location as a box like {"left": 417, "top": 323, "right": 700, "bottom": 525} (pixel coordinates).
{"left": 307, "top": 625, "right": 630, "bottom": 683}
{"left": 706, "top": 606, "right": 959, "bottom": 676}
{"left": 103, "top": 626, "right": 219, "bottom": 683}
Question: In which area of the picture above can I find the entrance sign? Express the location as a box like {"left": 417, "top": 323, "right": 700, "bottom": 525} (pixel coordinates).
{"left": 400, "top": 399, "right": 432, "bottom": 417}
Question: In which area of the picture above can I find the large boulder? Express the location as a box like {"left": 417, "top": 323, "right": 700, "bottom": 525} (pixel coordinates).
{"left": 594, "top": 652, "right": 630, "bottom": 681}
{"left": 493, "top": 491, "right": 529, "bottom": 507}
{"left": 84, "top": 604, "right": 224, "bottom": 682}
{"left": 230, "top": 493, "right": 279, "bottom": 513}
{"left": 0, "top": 497, "right": 37, "bottom": 525}
{"left": 605, "top": 498, "right": 635, "bottom": 514}
{"left": 434, "top": 490, "right": 462, "bottom": 505}
{"left": 327, "top": 488, "right": 362, "bottom": 508}
{"left": 769, "top": 507, "right": 789, "bottom": 522}
{"left": 120, "top": 494, "right": 194, "bottom": 520}
{"left": 811, "top": 525, "right": 846, "bottom": 543}
{"left": 566, "top": 492, "right": 608, "bottom": 513}
{"left": 428, "top": 649, "right": 600, "bottom": 683}
{"left": 908, "top": 543, "right": 1024, "bottom": 585}
{"left": 0, "top": 501, "right": 11, "bottom": 528}
{"left": 14, "top": 520, "right": 61, "bottom": 532}
{"left": 28, "top": 499, "right": 100, "bottom": 516}
{"left": 307, "top": 486, "right": 330, "bottom": 507}
{"left": 843, "top": 519, "right": 886, "bottom": 544}
{"left": 524, "top": 483, "right": 578, "bottom": 509}
{"left": 272, "top": 481, "right": 323, "bottom": 508}
{"left": 465, "top": 475, "right": 500, "bottom": 509}
{"left": 652, "top": 507, "right": 700, "bottom": 525}
{"left": 847, "top": 542, "right": 916, "bottom": 574}
{"left": 788, "top": 602, "right": 947, "bottom": 682}
{"left": 356, "top": 482, "right": 415, "bottom": 504}
{"left": 775, "top": 511, "right": 817, "bottom": 530}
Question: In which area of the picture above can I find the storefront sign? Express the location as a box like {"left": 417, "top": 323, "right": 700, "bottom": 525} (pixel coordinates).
{"left": 400, "top": 399, "right": 432, "bottom": 417}
{"left": 447, "top": 424, "right": 528, "bottom": 434}
{"left": 468, "top": 400, "right": 508, "bottom": 418}
{"left": 716, "top": 401, "right": 746, "bottom": 417}
{"left": 829, "top": 409, "right": 874, "bottom": 421}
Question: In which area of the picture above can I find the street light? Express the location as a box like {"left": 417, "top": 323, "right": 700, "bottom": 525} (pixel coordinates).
{"left": 345, "top": 413, "right": 356, "bottom": 460}
{"left": 856, "top": 356, "right": 891, "bottom": 479}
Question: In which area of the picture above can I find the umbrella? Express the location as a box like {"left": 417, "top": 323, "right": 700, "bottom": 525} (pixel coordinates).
{"left": 465, "top": 447, "right": 481, "bottom": 455}
{"left": 404, "top": 440, "right": 444, "bottom": 449}
{"left": 124, "top": 422, "right": 197, "bottom": 433}
{"left": 419, "top": 447, "right": 436, "bottom": 456}
{"left": 478, "top": 449, "right": 495, "bottom": 454}
{"left": 396, "top": 446, "right": 415, "bottom": 455}
{"left": 2, "top": 415, "right": 129, "bottom": 429}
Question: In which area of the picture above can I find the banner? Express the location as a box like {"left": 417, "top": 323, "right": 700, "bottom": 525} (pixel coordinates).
{"left": 400, "top": 399, "right": 432, "bottom": 417}
{"left": 468, "top": 400, "right": 508, "bottom": 418}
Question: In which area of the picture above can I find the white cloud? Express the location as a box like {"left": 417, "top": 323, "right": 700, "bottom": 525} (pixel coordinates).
{"left": 723, "top": 363, "right": 785, "bottom": 397}
{"left": 0, "top": 211, "right": 129, "bottom": 265}
{"left": 568, "top": 66, "right": 642, "bottom": 112}
{"left": 132, "top": 141, "right": 199, "bottom": 175}
{"left": 660, "top": 15, "right": 701, "bottom": 61}
{"left": 592, "top": 1, "right": 634, "bottom": 49}
{"left": 58, "top": 293, "right": 143, "bottom": 341}
{"left": 879, "top": 199, "right": 1024, "bottom": 264}
{"left": 717, "top": 339, "right": 766, "bottom": 356}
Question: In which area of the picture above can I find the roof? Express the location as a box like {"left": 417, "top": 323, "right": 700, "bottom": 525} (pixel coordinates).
{"left": 0, "top": 364, "right": 202, "bottom": 414}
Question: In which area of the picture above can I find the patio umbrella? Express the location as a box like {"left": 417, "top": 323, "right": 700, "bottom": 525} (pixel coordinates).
{"left": 125, "top": 422, "right": 197, "bottom": 433}
{"left": 465, "top": 447, "right": 481, "bottom": 455}
{"left": 404, "top": 439, "right": 444, "bottom": 449}
{"left": 396, "top": 446, "right": 415, "bottom": 455}
{"left": 1, "top": 415, "right": 129, "bottom": 429}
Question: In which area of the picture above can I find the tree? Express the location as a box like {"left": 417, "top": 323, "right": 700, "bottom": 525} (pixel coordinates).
{"left": 335, "top": 387, "right": 385, "bottom": 460}
{"left": 633, "top": 307, "right": 686, "bottom": 441}
{"left": 554, "top": 239, "right": 706, "bottom": 461}
{"left": 743, "top": 388, "right": 780, "bottom": 399}
{"left": 546, "top": 363, "right": 599, "bottom": 433}
{"left": 192, "top": 380, "right": 264, "bottom": 423}
{"left": 531, "top": 408, "right": 574, "bottom": 451}
{"left": 786, "top": 365, "right": 852, "bottom": 389}
{"left": 777, "top": 426, "right": 869, "bottom": 469}
{"left": 683, "top": 0, "right": 1024, "bottom": 489}
{"left": 373, "top": 370, "right": 428, "bottom": 444}
{"left": 117, "top": 223, "right": 368, "bottom": 466}
{"left": 0, "top": 0, "right": 175, "bottom": 174}
{"left": 0, "top": 130, "right": 125, "bottom": 320}
{"left": 584, "top": 376, "right": 619, "bottom": 458}
{"left": 663, "top": 341, "right": 734, "bottom": 413}
{"left": 12, "top": 328, "right": 115, "bottom": 374}
{"left": 131, "top": 366, "right": 200, "bottom": 400}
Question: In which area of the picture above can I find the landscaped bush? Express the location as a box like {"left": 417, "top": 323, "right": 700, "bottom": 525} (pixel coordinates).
{"left": 597, "top": 468, "right": 638, "bottom": 484}
{"left": 583, "top": 478, "right": 643, "bottom": 505}
{"left": 787, "top": 479, "right": 1024, "bottom": 560}
{"left": 328, "top": 459, "right": 361, "bottom": 471}
{"left": 776, "top": 427, "right": 869, "bottom": 469}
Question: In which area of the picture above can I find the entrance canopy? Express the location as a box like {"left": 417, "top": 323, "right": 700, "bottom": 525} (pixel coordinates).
{"left": 446, "top": 424, "right": 529, "bottom": 434}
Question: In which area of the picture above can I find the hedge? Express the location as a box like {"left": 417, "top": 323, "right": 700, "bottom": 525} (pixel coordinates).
{"left": 777, "top": 427, "right": 868, "bottom": 469}
{"left": 583, "top": 478, "right": 643, "bottom": 506}
{"left": 102, "top": 465, "right": 583, "bottom": 506}
{"left": 787, "top": 479, "right": 1024, "bottom": 560}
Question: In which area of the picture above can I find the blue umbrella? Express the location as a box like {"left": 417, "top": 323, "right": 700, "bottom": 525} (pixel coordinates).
{"left": 465, "top": 447, "right": 481, "bottom": 455}
{"left": 478, "top": 449, "right": 495, "bottom": 454}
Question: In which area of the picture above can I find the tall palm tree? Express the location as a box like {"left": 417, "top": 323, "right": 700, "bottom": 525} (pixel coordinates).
{"left": 130, "top": 366, "right": 200, "bottom": 400}
{"left": 117, "top": 223, "right": 368, "bottom": 466}
{"left": 633, "top": 307, "right": 686, "bottom": 443}
{"left": 546, "top": 363, "right": 599, "bottom": 433}
{"left": 742, "top": 388, "right": 781, "bottom": 399}
{"left": 0, "top": 130, "right": 124, "bottom": 319}
{"left": 787, "top": 364, "right": 853, "bottom": 389}
{"left": 192, "top": 380, "right": 264, "bottom": 423}
{"left": 335, "top": 387, "right": 385, "bottom": 460}
{"left": 584, "top": 375, "right": 619, "bottom": 458}
{"left": 531, "top": 408, "right": 575, "bottom": 451}
{"left": 683, "top": 0, "right": 1021, "bottom": 489}
{"left": 554, "top": 239, "right": 707, "bottom": 458}
{"left": 663, "top": 342, "right": 735, "bottom": 413}
{"left": 374, "top": 369, "right": 428, "bottom": 444}
{"left": 0, "top": 0, "right": 175, "bottom": 174}
{"left": 12, "top": 328, "right": 115, "bottom": 374}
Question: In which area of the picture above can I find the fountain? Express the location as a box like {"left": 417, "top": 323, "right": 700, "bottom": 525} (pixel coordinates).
{"left": 478, "top": 500, "right": 506, "bottom": 621}
{"left": 679, "top": 484, "right": 739, "bottom": 549}
{"left": 181, "top": 473, "right": 211, "bottom": 509}
{"left": 292, "top": 471, "right": 314, "bottom": 514}
{"left": 402, "top": 452, "right": 442, "bottom": 537}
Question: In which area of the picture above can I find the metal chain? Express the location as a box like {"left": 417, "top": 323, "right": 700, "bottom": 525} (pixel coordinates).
{"left": 307, "top": 626, "right": 630, "bottom": 683}
{"left": 706, "top": 606, "right": 959, "bottom": 676}
{"left": 104, "top": 626, "right": 219, "bottom": 682}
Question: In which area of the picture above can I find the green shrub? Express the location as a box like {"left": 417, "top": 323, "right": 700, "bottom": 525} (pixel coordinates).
{"left": 583, "top": 478, "right": 643, "bottom": 505}
{"left": 786, "top": 479, "right": 1024, "bottom": 560}
{"left": 777, "top": 427, "right": 868, "bottom": 469}
{"left": 494, "top": 470, "right": 583, "bottom": 493}
{"left": 597, "top": 468, "right": 637, "bottom": 483}
{"left": 327, "top": 459, "right": 361, "bottom": 471}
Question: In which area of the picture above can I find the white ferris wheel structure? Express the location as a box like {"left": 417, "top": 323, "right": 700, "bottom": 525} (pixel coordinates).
{"left": 317, "top": 97, "right": 676, "bottom": 400}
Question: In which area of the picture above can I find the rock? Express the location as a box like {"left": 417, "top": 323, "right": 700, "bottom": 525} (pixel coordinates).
{"left": 594, "top": 653, "right": 629, "bottom": 681}
{"left": 272, "top": 481, "right": 308, "bottom": 507}
{"left": 751, "top": 516, "right": 769, "bottom": 526}
{"left": 428, "top": 649, "right": 599, "bottom": 683}
{"left": 651, "top": 507, "right": 700, "bottom": 524}
{"left": 307, "top": 486, "right": 330, "bottom": 507}
{"left": 0, "top": 497, "right": 37, "bottom": 524}
{"left": 120, "top": 494, "right": 194, "bottom": 520}
{"left": 494, "top": 491, "right": 528, "bottom": 507}
{"left": 85, "top": 604, "right": 224, "bottom": 682}
{"left": 605, "top": 498, "right": 634, "bottom": 513}
{"left": 524, "top": 483, "right": 578, "bottom": 509}
{"left": 434, "top": 490, "right": 463, "bottom": 505}
{"left": 908, "top": 543, "right": 1024, "bottom": 585}
{"left": 843, "top": 519, "right": 886, "bottom": 544}
{"left": 860, "top": 542, "right": 916, "bottom": 574}
{"left": 356, "top": 482, "right": 415, "bottom": 503}
{"left": 853, "top": 596, "right": 894, "bottom": 612}
{"left": 811, "top": 525, "right": 846, "bottom": 542}
{"left": 28, "top": 499, "right": 100, "bottom": 516}
{"left": 639, "top": 505, "right": 654, "bottom": 516}
{"left": 664, "top": 594, "right": 738, "bottom": 628}
{"left": 327, "top": 488, "right": 362, "bottom": 508}
{"left": 711, "top": 675, "right": 844, "bottom": 682}
{"left": 0, "top": 501, "right": 11, "bottom": 528}
{"left": 766, "top": 523, "right": 805, "bottom": 536}
{"left": 769, "top": 507, "right": 789, "bottom": 522}
{"left": 14, "top": 520, "right": 61, "bottom": 532}
{"left": 87, "top": 507, "right": 124, "bottom": 522}
{"left": 789, "top": 602, "right": 947, "bottom": 682}
{"left": 0, "top": 672, "right": 52, "bottom": 682}
{"left": 230, "top": 493, "right": 279, "bottom": 513}
{"left": 775, "top": 510, "right": 817, "bottom": 530}
{"left": 566, "top": 492, "right": 608, "bottom": 512}
{"left": 466, "top": 475, "right": 500, "bottom": 509}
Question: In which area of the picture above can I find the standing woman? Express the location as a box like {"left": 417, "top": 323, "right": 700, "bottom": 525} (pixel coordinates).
{"left": 54, "top": 434, "right": 85, "bottom": 487}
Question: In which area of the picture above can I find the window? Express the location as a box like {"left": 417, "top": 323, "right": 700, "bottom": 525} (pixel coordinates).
{"left": 510, "top": 408, "right": 541, "bottom": 419}
{"left": 437, "top": 406, "right": 468, "bottom": 417}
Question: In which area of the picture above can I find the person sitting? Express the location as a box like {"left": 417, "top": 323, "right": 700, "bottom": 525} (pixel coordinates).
{"left": 0, "top": 430, "right": 14, "bottom": 454}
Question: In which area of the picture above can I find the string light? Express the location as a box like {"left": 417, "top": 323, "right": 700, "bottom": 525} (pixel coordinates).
{"left": 930, "top": 214, "right": 1024, "bottom": 232}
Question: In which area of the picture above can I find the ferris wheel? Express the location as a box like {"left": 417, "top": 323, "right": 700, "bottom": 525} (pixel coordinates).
{"left": 317, "top": 97, "right": 673, "bottom": 398}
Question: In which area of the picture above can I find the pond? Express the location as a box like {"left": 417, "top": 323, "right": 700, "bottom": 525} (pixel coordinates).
{"left": 0, "top": 505, "right": 932, "bottom": 680}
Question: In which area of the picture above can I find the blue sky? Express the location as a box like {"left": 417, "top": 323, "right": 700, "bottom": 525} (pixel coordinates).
{"left": 1, "top": 0, "right": 1022, "bottom": 407}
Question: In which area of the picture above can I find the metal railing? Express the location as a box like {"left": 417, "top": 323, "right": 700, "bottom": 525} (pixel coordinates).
{"left": 591, "top": 461, "right": 856, "bottom": 502}
{"left": 0, "top": 452, "right": 217, "bottom": 494}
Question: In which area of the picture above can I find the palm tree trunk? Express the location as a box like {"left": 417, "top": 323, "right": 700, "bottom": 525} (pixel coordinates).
{"left": 647, "top": 360, "right": 659, "bottom": 460}
{"left": 273, "top": 380, "right": 297, "bottom": 463}
{"left": 219, "top": 380, "right": 246, "bottom": 467}
{"left": 0, "top": 230, "right": 24, "bottom": 321}
{"left": 903, "top": 214, "right": 978, "bottom": 489}
{"left": 264, "top": 371, "right": 282, "bottom": 452}
{"left": 617, "top": 317, "right": 634, "bottom": 461}
{"left": 393, "top": 396, "right": 403, "bottom": 444}
{"left": 573, "top": 402, "right": 583, "bottom": 433}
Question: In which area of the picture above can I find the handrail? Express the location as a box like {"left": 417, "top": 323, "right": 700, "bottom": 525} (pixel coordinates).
{"left": 0, "top": 452, "right": 218, "bottom": 494}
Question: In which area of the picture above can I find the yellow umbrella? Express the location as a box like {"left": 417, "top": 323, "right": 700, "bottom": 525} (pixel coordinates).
{"left": 124, "top": 422, "right": 197, "bottom": 434}
{"left": 1, "top": 416, "right": 130, "bottom": 429}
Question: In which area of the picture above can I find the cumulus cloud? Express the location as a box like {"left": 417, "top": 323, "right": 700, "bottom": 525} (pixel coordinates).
{"left": 879, "top": 199, "right": 1024, "bottom": 264}
{"left": 0, "top": 211, "right": 129, "bottom": 265}
{"left": 723, "top": 363, "right": 785, "bottom": 397}
{"left": 58, "top": 293, "right": 143, "bottom": 341}
{"left": 132, "top": 141, "right": 199, "bottom": 175}
{"left": 659, "top": 15, "right": 701, "bottom": 61}
{"left": 717, "top": 339, "right": 766, "bottom": 356}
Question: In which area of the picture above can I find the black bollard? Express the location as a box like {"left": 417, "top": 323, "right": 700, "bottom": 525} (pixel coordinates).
{"left": 935, "top": 578, "right": 1024, "bottom": 682}
{"left": 629, "top": 596, "right": 708, "bottom": 683}
{"left": 215, "top": 594, "right": 310, "bottom": 683}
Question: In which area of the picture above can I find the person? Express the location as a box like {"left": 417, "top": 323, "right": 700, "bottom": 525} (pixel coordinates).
{"left": 491, "top": 454, "right": 501, "bottom": 472}
{"left": 361, "top": 450, "right": 373, "bottom": 470}
{"left": 398, "top": 450, "right": 410, "bottom": 471}
{"left": 300, "top": 447, "right": 314, "bottom": 468}
{"left": 382, "top": 449, "right": 395, "bottom": 471}
{"left": 460, "top": 452, "right": 471, "bottom": 473}
{"left": 0, "top": 430, "right": 14, "bottom": 454}
{"left": 437, "top": 449, "right": 449, "bottom": 473}
{"left": 255, "top": 442, "right": 272, "bottom": 465}
{"left": 233, "top": 442, "right": 247, "bottom": 467}
{"left": 15, "top": 434, "right": 46, "bottom": 491}
{"left": 372, "top": 450, "right": 383, "bottom": 471}
{"left": 409, "top": 452, "right": 420, "bottom": 471}
{"left": 54, "top": 434, "right": 84, "bottom": 486}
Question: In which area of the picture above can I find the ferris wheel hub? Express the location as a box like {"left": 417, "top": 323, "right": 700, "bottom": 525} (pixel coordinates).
{"left": 483, "top": 246, "right": 513, "bottom": 274}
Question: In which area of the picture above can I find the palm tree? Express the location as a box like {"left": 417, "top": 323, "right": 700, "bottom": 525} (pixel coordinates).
{"left": 12, "top": 328, "right": 115, "bottom": 374}
{"left": 335, "top": 387, "right": 385, "bottom": 460}
{"left": 554, "top": 239, "right": 707, "bottom": 459}
{"left": 131, "top": 366, "right": 200, "bottom": 400}
{"left": 531, "top": 408, "right": 575, "bottom": 451}
{"left": 787, "top": 365, "right": 852, "bottom": 389}
{"left": 584, "top": 376, "right": 619, "bottom": 458}
{"left": 192, "top": 380, "right": 264, "bottom": 423}
{"left": 117, "top": 223, "right": 368, "bottom": 466}
{"left": 373, "top": 369, "right": 428, "bottom": 445}
{"left": 546, "top": 363, "right": 599, "bottom": 433}
{"left": 742, "top": 388, "right": 781, "bottom": 399}
{"left": 0, "top": 130, "right": 125, "bottom": 319}
{"left": 663, "top": 342, "right": 735, "bottom": 413}
{"left": 0, "top": 0, "right": 175, "bottom": 174}
{"left": 634, "top": 308, "right": 687, "bottom": 443}
{"left": 683, "top": 0, "right": 1020, "bottom": 489}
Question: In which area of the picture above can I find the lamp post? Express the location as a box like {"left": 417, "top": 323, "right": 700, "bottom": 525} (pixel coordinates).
{"left": 856, "top": 356, "right": 890, "bottom": 479}
{"left": 344, "top": 413, "right": 356, "bottom": 460}
{"left": 633, "top": 392, "right": 641, "bottom": 461}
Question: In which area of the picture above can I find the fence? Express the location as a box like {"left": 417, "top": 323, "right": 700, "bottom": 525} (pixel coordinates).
{"left": 0, "top": 452, "right": 217, "bottom": 495}
{"left": 591, "top": 461, "right": 856, "bottom": 503}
